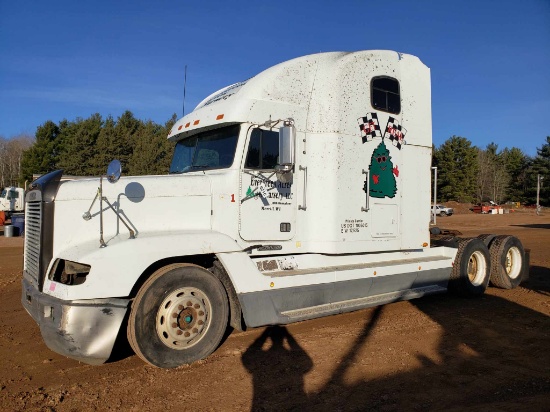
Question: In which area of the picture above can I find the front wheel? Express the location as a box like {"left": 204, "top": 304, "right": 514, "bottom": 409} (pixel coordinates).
{"left": 449, "top": 238, "right": 491, "bottom": 296}
{"left": 128, "top": 263, "right": 229, "bottom": 368}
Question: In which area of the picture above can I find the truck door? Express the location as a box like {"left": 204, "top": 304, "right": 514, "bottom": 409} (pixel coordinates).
{"left": 239, "top": 127, "right": 296, "bottom": 241}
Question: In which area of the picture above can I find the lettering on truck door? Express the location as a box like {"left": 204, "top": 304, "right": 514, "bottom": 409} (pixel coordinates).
{"left": 239, "top": 127, "right": 296, "bottom": 241}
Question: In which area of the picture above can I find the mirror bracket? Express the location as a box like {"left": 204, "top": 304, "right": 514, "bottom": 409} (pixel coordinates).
{"left": 82, "top": 160, "right": 135, "bottom": 247}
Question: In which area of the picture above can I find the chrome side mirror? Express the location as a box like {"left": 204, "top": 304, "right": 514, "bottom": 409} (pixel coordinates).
{"left": 106, "top": 159, "right": 122, "bottom": 183}
{"left": 277, "top": 119, "right": 295, "bottom": 179}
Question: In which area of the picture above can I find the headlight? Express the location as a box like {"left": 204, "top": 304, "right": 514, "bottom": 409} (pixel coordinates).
{"left": 49, "top": 259, "right": 91, "bottom": 286}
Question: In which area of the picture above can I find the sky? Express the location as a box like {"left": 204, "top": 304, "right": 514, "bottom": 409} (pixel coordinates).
{"left": 0, "top": 0, "right": 549, "bottom": 156}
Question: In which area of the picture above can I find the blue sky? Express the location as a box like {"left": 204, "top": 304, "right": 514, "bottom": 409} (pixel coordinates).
{"left": 1, "top": 0, "right": 549, "bottom": 156}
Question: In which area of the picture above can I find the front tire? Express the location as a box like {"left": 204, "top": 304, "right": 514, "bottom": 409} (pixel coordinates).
{"left": 128, "top": 263, "right": 229, "bottom": 368}
{"left": 449, "top": 238, "right": 491, "bottom": 296}
{"left": 489, "top": 235, "right": 526, "bottom": 289}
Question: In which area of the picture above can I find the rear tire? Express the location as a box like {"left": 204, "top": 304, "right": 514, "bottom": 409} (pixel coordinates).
{"left": 449, "top": 238, "right": 491, "bottom": 296}
{"left": 489, "top": 235, "right": 526, "bottom": 289}
{"left": 128, "top": 263, "right": 229, "bottom": 368}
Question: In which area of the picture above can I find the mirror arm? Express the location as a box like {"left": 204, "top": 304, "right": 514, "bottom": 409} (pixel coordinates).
{"left": 99, "top": 175, "right": 106, "bottom": 248}
{"left": 102, "top": 197, "right": 136, "bottom": 239}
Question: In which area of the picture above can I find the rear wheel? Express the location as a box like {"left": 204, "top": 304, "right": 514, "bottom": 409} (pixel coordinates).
{"left": 489, "top": 235, "right": 526, "bottom": 289}
{"left": 128, "top": 263, "right": 229, "bottom": 368}
{"left": 449, "top": 238, "right": 491, "bottom": 296}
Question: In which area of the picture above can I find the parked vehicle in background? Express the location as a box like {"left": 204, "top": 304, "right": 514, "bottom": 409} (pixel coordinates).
{"left": 0, "top": 187, "right": 25, "bottom": 218}
{"left": 432, "top": 204, "right": 453, "bottom": 216}
{"left": 472, "top": 202, "right": 501, "bottom": 214}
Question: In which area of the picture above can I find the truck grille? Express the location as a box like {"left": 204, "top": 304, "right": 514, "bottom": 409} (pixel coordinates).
{"left": 24, "top": 200, "right": 42, "bottom": 283}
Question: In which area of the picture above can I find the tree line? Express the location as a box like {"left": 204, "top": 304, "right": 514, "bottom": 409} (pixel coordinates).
{"left": 17, "top": 111, "right": 177, "bottom": 183}
{"left": 1, "top": 112, "right": 549, "bottom": 206}
{"left": 433, "top": 136, "right": 550, "bottom": 206}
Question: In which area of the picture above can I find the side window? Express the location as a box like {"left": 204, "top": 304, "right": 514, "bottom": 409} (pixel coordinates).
{"left": 10, "top": 191, "right": 19, "bottom": 199}
{"left": 371, "top": 77, "right": 400, "bottom": 114}
{"left": 245, "top": 128, "right": 279, "bottom": 169}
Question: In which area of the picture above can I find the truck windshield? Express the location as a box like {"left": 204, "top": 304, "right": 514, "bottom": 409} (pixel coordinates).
{"left": 169, "top": 125, "right": 240, "bottom": 174}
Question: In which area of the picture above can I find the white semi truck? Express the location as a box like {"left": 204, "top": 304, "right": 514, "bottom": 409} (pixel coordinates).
{"left": 21, "top": 51, "right": 527, "bottom": 368}
{"left": 0, "top": 186, "right": 25, "bottom": 217}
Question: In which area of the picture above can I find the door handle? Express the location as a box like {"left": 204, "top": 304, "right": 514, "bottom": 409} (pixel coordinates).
{"left": 361, "top": 169, "right": 369, "bottom": 212}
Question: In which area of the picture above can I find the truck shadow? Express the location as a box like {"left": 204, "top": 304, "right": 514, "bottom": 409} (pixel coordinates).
{"left": 511, "top": 224, "right": 550, "bottom": 230}
{"left": 523, "top": 265, "right": 550, "bottom": 295}
{"left": 242, "top": 292, "right": 550, "bottom": 411}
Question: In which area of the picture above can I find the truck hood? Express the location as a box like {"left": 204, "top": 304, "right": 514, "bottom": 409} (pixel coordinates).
{"left": 56, "top": 173, "right": 211, "bottom": 201}
{"left": 52, "top": 173, "right": 214, "bottom": 253}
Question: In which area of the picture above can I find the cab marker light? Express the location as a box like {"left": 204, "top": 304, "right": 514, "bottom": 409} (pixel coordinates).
{"left": 270, "top": 282, "right": 275, "bottom": 288}
{"left": 216, "top": 114, "right": 224, "bottom": 120}
{"left": 193, "top": 120, "right": 200, "bottom": 125}
{"left": 422, "top": 242, "right": 428, "bottom": 247}
{"left": 185, "top": 122, "right": 190, "bottom": 128}
{"left": 178, "top": 125, "right": 183, "bottom": 130}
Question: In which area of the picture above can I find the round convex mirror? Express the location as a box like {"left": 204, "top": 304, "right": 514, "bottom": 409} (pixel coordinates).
{"left": 106, "top": 159, "right": 122, "bottom": 183}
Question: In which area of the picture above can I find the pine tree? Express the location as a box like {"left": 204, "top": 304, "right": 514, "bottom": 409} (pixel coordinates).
{"left": 126, "top": 114, "right": 177, "bottom": 176}
{"left": 433, "top": 136, "right": 478, "bottom": 202}
{"left": 21, "top": 121, "right": 61, "bottom": 181}
{"left": 501, "top": 147, "right": 530, "bottom": 202}
{"left": 57, "top": 114, "right": 103, "bottom": 176}
{"left": 529, "top": 136, "right": 550, "bottom": 206}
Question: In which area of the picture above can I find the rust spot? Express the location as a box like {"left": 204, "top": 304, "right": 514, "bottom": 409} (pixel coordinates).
{"left": 257, "top": 260, "right": 279, "bottom": 271}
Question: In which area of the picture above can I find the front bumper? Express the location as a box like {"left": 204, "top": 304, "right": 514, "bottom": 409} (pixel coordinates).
{"left": 21, "top": 278, "right": 130, "bottom": 365}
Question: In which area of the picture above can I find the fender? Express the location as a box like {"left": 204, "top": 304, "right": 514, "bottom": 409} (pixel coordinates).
{"left": 44, "top": 230, "right": 242, "bottom": 301}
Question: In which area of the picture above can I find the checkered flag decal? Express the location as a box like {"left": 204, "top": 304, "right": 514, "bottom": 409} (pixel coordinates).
{"left": 384, "top": 117, "right": 407, "bottom": 149}
{"left": 358, "top": 113, "right": 382, "bottom": 143}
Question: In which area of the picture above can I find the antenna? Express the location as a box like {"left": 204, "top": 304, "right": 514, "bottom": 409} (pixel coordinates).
{"left": 182, "top": 65, "right": 187, "bottom": 117}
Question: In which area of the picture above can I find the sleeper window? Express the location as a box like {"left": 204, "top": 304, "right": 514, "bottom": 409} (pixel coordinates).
{"left": 371, "top": 77, "right": 400, "bottom": 114}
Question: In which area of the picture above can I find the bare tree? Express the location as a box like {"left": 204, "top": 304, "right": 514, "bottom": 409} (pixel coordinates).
{"left": 0, "top": 135, "right": 34, "bottom": 187}
{"left": 477, "top": 143, "right": 511, "bottom": 204}
{"left": 476, "top": 148, "right": 492, "bottom": 203}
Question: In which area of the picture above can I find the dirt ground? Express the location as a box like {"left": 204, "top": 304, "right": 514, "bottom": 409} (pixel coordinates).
{"left": 0, "top": 212, "right": 549, "bottom": 411}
